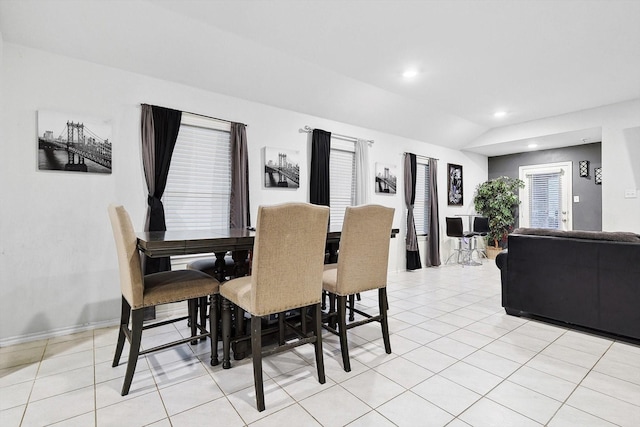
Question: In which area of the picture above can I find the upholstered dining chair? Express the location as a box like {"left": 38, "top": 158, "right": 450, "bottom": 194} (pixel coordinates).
{"left": 220, "top": 202, "right": 329, "bottom": 412}
{"left": 108, "top": 204, "right": 221, "bottom": 396}
{"left": 322, "top": 204, "right": 395, "bottom": 372}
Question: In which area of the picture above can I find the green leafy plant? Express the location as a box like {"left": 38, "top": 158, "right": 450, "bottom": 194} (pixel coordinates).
{"left": 473, "top": 176, "right": 525, "bottom": 247}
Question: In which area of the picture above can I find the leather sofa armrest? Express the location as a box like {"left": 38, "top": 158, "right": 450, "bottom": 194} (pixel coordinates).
{"left": 495, "top": 249, "right": 508, "bottom": 270}
{"left": 495, "top": 250, "right": 508, "bottom": 308}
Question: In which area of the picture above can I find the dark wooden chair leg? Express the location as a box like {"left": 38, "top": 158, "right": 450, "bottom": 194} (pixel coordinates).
{"left": 189, "top": 298, "right": 198, "bottom": 345}
{"left": 278, "top": 312, "right": 285, "bottom": 345}
{"left": 328, "top": 293, "right": 337, "bottom": 330}
{"left": 210, "top": 294, "right": 219, "bottom": 366}
{"left": 121, "top": 308, "right": 144, "bottom": 396}
{"left": 379, "top": 288, "right": 391, "bottom": 354}
{"left": 234, "top": 306, "right": 247, "bottom": 360}
{"left": 348, "top": 294, "right": 355, "bottom": 321}
{"left": 113, "top": 296, "right": 130, "bottom": 367}
{"left": 313, "top": 303, "right": 326, "bottom": 384}
{"left": 251, "top": 315, "right": 265, "bottom": 412}
{"left": 301, "top": 308, "right": 307, "bottom": 336}
{"left": 337, "top": 296, "right": 351, "bottom": 372}
{"left": 222, "top": 297, "right": 232, "bottom": 369}
{"left": 199, "top": 296, "right": 208, "bottom": 340}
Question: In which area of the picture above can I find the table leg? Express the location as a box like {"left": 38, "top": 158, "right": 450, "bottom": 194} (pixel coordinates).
{"left": 214, "top": 252, "right": 227, "bottom": 281}
{"left": 231, "top": 250, "right": 249, "bottom": 278}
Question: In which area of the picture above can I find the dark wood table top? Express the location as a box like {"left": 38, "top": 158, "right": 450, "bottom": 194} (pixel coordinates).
{"left": 137, "top": 227, "right": 399, "bottom": 258}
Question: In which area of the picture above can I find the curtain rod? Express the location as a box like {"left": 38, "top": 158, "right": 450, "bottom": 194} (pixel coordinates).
{"left": 301, "top": 125, "right": 374, "bottom": 144}
{"left": 142, "top": 104, "right": 248, "bottom": 127}
{"left": 403, "top": 152, "right": 439, "bottom": 161}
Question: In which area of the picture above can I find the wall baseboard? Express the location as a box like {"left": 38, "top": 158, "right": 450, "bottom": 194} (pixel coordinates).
{"left": 0, "top": 303, "right": 188, "bottom": 348}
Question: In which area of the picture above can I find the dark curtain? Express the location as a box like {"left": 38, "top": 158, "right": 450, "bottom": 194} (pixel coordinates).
{"left": 426, "top": 158, "right": 441, "bottom": 267}
{"left": 404, "top": 153, "right": 422, "bottom": 270}
{"left": 310, "top": 129, "right": 331, "bottom": 206}
{"left": 141, "top": 104, "right": 182, "bottom": 274}
{"left": 230, "top": 122, "right": 250, "bottom": 228}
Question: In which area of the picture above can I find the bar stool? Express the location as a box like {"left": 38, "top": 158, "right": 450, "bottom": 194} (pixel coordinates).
{"left": 470, "top": 216, "right": 490, "bottom": 261}
{"left": 445, "top": 217, "right": 475, "bottom": 265}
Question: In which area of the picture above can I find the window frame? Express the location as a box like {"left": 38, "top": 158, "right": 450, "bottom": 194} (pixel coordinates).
{"left": 329, "top": 139, "right": 356, "bottom": 230}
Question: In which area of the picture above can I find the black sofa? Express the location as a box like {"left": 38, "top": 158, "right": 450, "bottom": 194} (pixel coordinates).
{"left": 496, "top": 228, "right": 640, "bottom": 341}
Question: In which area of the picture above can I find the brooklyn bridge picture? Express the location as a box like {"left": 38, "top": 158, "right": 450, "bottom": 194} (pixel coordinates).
{"left": 264, "top": 147, "right": 300, "bottom": 189}
{"left": 37, "top": 110, "right": 112, "bottom": 174}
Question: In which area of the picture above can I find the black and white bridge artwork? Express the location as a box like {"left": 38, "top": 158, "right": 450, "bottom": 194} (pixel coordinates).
{"left": 38, "top": 111, "right": 112, "bottom": 174}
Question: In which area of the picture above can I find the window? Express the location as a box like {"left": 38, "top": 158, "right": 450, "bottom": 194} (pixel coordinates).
{"left": 413, "top": 162, "right": 430, "bottom": 235}
{"left": 528, "top": 172, "right": 562, "bottom": 229}
{"left": 329, "top": 140, "right": 356, "bottom": 229}
{"left": 163, "top": 114, "right": 232, "bottom": 231}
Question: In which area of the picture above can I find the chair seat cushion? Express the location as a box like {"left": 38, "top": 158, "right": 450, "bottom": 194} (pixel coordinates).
{"left": 322, "top": 266, "right": 386, "bottom": 296}
{"left": 322, "top": 266, "right": 339, "bottom": 295}
{"left": 142, "top": 270, "right": 219, "bottom": 308}
{"left": 323, "top": 263, "right": 337, "bottom": 271}
{"left": 219, "top": 276, "right": 252, "bottom": 313}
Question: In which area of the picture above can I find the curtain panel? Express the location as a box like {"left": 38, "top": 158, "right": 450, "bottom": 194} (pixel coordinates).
{"left": 230, "top": 122, "right": 250, "bottom": 228}
{"left": 141, "top": 104, "right": 182, "bottom": 274}
{"left": 310, "top": 129, "right": 331, "bottom": 206}
{"left": 354, "top": 139, "right": 370, "bottom": 205}
{"left": 404, "top": 153, "right": 422, "bottom": 270}
{"left": 426, "top": 158, "right": 441, "bottom": 266}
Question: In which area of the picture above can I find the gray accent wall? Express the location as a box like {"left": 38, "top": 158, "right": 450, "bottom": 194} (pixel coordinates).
{"left": 488, "top": 142, "right": 602, "bottom": 231}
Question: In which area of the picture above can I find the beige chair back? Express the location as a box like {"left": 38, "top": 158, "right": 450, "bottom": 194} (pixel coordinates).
{"left": 108, "top": 204, "right": 144, "bottom": 309}
{"left": 336, "top": 205, "right": 395, "bottom": 295}
{"left": 250, "top": 203, "right": 329, "bottom": 316}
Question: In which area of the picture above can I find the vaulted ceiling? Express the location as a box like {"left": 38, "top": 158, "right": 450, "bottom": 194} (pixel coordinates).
{"left": 1, "top": 0, "right": 639, "bottom": 155}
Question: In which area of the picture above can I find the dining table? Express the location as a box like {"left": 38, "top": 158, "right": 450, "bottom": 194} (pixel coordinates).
{"left": 136, "top": 226, "right": 399, "bottom": 360}
{"left": 137, "top": 227, "right": 340, "bottom": 258}
{"left": 136, "top": 227, "right": 398, "bottom": 261}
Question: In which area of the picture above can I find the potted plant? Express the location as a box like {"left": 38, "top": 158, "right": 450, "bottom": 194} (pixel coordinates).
{"left": 473, "top": 176, "right": 525, "bottom": 258}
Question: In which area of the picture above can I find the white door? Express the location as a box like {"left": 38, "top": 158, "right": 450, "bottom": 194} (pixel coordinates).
{"left": 519, "top": 162, "right": 573, "bottom": 230}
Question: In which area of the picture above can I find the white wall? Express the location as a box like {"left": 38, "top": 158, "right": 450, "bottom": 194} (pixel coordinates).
{"left": 0, "top": 43, "right": 488, "bottom": 343}
{"left": 468, "top": 100, "right": 640, "bottom": 232}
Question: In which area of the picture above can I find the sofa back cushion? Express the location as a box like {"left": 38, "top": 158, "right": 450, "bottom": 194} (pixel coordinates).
{"left": 513, "top": 228, "right": 640, "bottom": 243}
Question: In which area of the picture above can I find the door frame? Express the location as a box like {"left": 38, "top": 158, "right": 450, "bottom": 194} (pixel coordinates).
{"left": 519, "top": 161, "right": 573, "bottom": 230}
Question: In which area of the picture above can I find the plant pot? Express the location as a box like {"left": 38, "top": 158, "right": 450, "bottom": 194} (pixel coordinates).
{"left": 486, "top": 246, "right": 502, "bottom": 260}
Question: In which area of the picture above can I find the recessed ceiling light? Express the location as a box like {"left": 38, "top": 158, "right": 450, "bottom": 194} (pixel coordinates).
{"left": 528, "top": 143, "right": 538, "bottom": 149}
{"left": 402, "top": 69, "right": 418, "bottom": 79}
{"left": 494, "top": 111, "right": 507, "bottom": 118}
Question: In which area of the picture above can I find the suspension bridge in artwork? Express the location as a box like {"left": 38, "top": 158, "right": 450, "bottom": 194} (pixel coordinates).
{"left": 264, "top": 152, "right": 299, "bottom": 187}
{"left": 376, "top": 167, "right": 396, "bottom": 193}
{"left": 38, "top": 121, "right": 112, "bottom": 171}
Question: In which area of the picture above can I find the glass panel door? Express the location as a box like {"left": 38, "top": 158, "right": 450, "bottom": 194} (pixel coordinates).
{"left": 519, "top": 162, "right": 573, "bottom": 230}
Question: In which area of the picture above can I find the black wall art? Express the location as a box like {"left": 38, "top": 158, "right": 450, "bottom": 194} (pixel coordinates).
{"left": 447, "top": 163, "right": 463, "bottom": 205}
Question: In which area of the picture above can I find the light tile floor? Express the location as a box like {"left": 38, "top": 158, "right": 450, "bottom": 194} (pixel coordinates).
{"left": 1, "top": 262, "right": 639, "bottom": 426}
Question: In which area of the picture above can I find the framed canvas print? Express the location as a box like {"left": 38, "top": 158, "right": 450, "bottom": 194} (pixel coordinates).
{"left": 37, "top": 110, "right": 112, "bottom": 174}
{"left": 263, "top": 147, "right": 300, "bottom": 189}
{"left": 375, "top": 163, "right": 397, "bottom": 194}
{"left": 447, "top": 163, "right": 463, "bottom": 205}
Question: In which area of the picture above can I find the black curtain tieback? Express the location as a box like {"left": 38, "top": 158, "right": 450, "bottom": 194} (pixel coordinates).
{"left": 148, "top": 195, "right": 161, "bottom": 206}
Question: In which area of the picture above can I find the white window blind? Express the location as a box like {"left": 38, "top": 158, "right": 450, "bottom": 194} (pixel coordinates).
{"left": 329, "top": 144, "right": 356, "bottom": 230}
{"left": 414, "top": 162, "right": 430, "bottom": 235}
{"left": 163, "top": 120, "right": 232, "bottom": 231}
{"left": 528, "top": 171, "right": 562, "bottom": 229}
